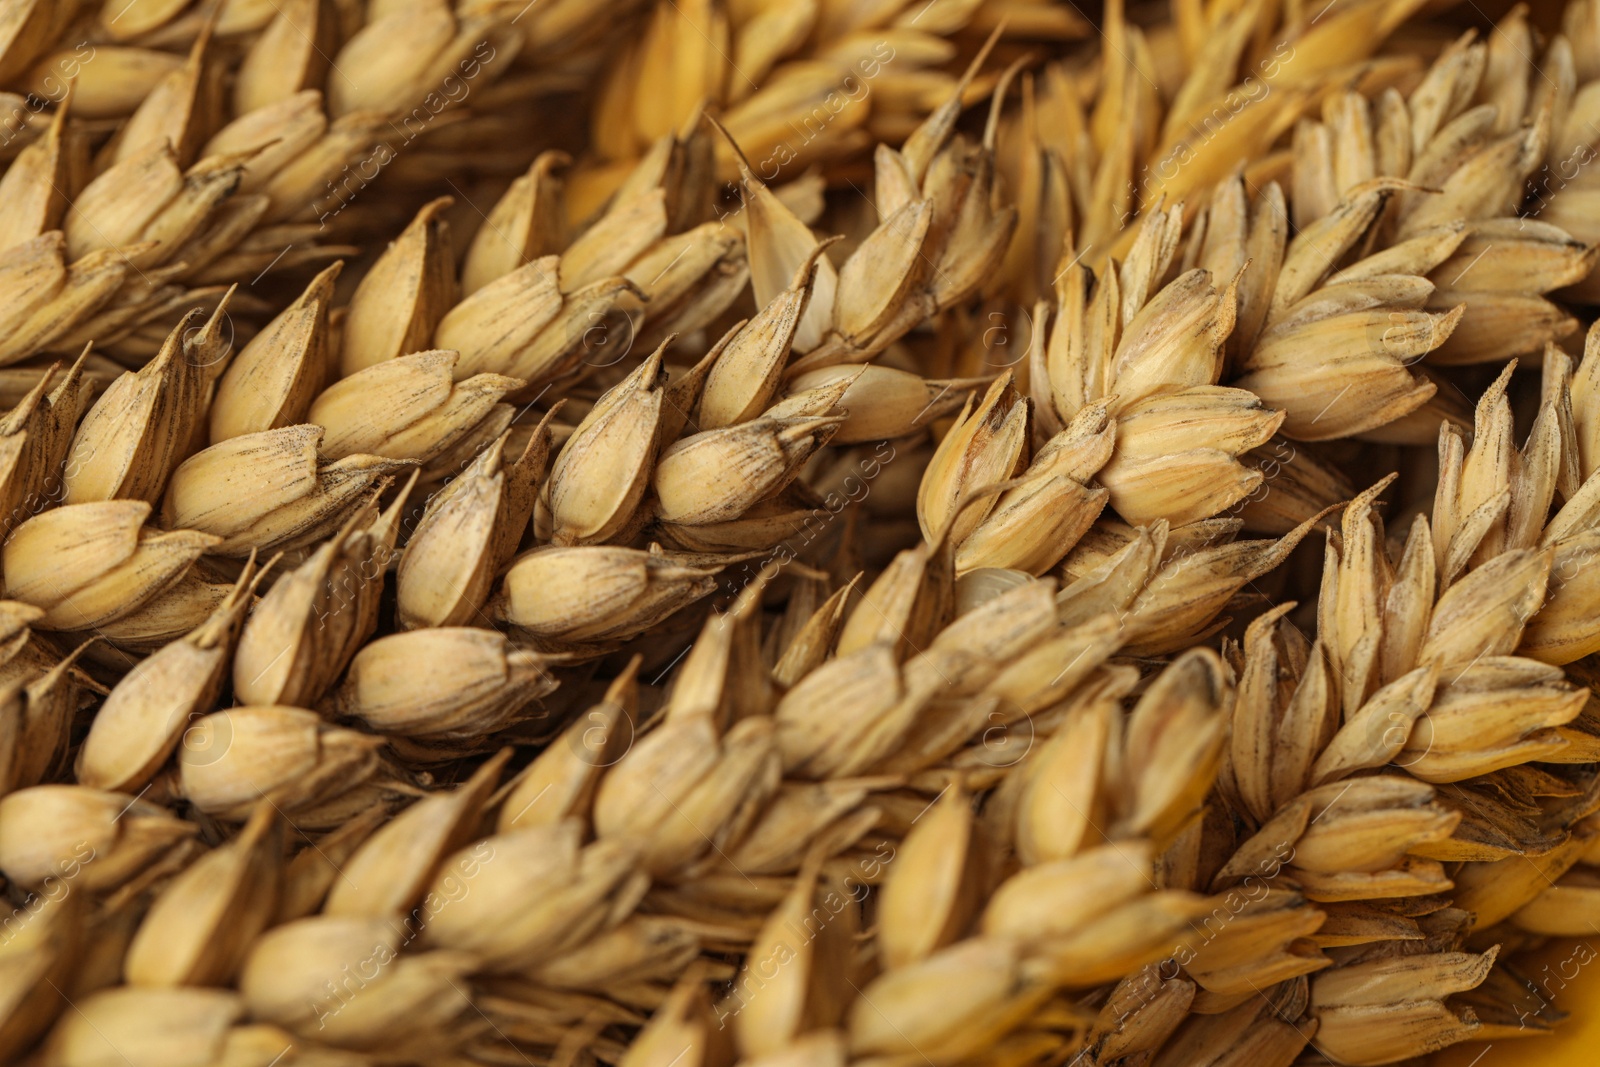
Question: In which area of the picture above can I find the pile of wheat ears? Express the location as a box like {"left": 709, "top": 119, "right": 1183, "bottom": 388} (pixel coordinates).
{"left": 6, "top": 0, "right": 1600, "bottom": 1065}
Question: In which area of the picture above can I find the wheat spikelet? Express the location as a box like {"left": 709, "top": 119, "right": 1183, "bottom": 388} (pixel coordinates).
{"left": 74, "top": 553, "right": 260, "bottom": 792}
{"left": 394, "top": 414, "right": 553, "bottom": 630}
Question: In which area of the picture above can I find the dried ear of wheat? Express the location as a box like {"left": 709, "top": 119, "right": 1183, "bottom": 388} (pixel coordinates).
{"left": 13, "top": 1, "right": 1600, "bottom": 1066}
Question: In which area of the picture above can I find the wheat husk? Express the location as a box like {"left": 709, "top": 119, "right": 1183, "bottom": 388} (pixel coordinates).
{"left": 177, "top": 704, "right": 386, "bottom": 827}
{"left": 0, "top": 784, "right": 195, "bottom": 892}
{"left": 230, "top": 480, "right": 412, "bottom": 706}
{"left": 239, "top": 915, "right": 476, "bottom": 1053}
{"left": 334, "top": 629, "right": 555, "bottom": 749}
{"left": 209, "top": 261, "right": 340, "bottom": 442}
{"left": 161, "top": 426, "right": 412, "bottom": 557}
{"left": 339, "top": 197, "right": 457, "bottom": 372}
{"left": 75, "top": 554, "right": 261, "bottom": 792}
{"left": 395, "top": 413, "right": 553, "bottom": 630}
{"left": 121, "top": 800, "right": 282, "bottom": 988}
{"left": 3, "top": 499, "right": 217, "bottom": 631}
